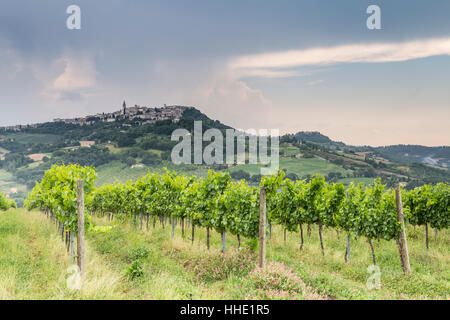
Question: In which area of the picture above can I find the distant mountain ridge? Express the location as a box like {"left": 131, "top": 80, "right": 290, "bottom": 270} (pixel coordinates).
{"left": 288, "top": 131, "right": 449, "bottom": 168}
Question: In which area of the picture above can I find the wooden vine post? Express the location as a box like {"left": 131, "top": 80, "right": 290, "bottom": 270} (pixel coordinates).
{"left": 345, "top": 190, "right": 350, "bottom": 264}
{"left": 77, "top": 179, "right": 86, "bottom": 276}
{"left": 259, "top": 187, "right": 266, "bottom": 268}
{"left": 395, "top": 183, "right": 411, "bottom": 275}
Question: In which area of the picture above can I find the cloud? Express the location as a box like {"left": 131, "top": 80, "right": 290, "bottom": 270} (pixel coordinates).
{"left": 229, "top": 37, "right": 450, "bottom": 75}
{"left": 133, "top": 60, "right": 275, "bottom": 130}
{"left": 306, "top": 79, "right": 324, "bottom": 86}
{"left": 183, "top": 67, "right": 274, "bottom": 130}
{"left": 30, "top": 55, "right": 99, "bottom": 102}
{"left": 203, "top": 78, "right": 273, "bottom": 128}
{"left": 232, "top": 68, "right": 310, "bottom": 79}
{"left": 183, "top": 37, "right": 450, "bottom": 132}
{"left": 52, "top": 57, "right": 97, "bottom": 91}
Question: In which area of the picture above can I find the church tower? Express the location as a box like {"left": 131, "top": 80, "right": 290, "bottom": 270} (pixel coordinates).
{"left": 123, "top": 101, "right": 127, "bottom": 115}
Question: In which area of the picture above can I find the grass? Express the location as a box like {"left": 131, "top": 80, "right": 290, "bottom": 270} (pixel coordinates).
{"left": 95, "top": 161, "right": 214, "bottom": 187}
{"left": 1, "top": 209, "right": 448, "bottom": 300}
{"left": 0, "top": 209, "right": 128, "bottom": 299}
{"left": 95, "top": 161, "right": 150, "bottom": 186}
{"left": 230, "top": 157, "right": 350, "bottom": 178}
{"left": 337, "top": 177, "right": 375, "bottom": 186}
{"left": 26, "top": 161, "right": 44, "bottom": 169}
{"left": 280, "top": 146, "right": 301, "bottom": 157}
{"left": 4, "top": 133, "right": 61, "bottom": 145}
{"left": 266, "top": 226, "right": 449, "bottom": 299}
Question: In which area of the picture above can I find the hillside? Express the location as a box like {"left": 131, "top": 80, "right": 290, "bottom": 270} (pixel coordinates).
{"left": 374, "top": 145, "right": 450, "bottom": 168}
{"left": 0, "top": 104, "right": 449, "bottom": 206}
{"left": 286, "top": 131, "right": 450, "bottom": 168}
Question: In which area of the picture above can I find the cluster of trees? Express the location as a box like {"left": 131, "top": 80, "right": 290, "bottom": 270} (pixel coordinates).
{"left": 53, "top": 146, "right": 114, "bottom": 168}
{"left": 6, "top": 146, "right": 167, "bottom": 195}
{"left": 230, "top": 169, "right": 348, "bottom": 185}
{"left": 8, "top": 147, "right": 114, "bottom": 190}
{"left": 375, "top": 145, "right": 450, "bottom": 166}
{"left": 0, "top": 191, "right": 17, "bottom": 211}
{"left": 230, "top": 170, "right": 261, "bottom": 183}
{"left": 16, "top": 164, "right": 52, "bottom": 190}
{"left": 408, "top": 163, "right": 450, "bottom": 184}
{"left": 325, "top": 171, "right": 344, "bottom": 182}
{"left": 0, "top": 140, "right": 28, "bottom": 153}
{"left": 117, "top": 132, "right": 177, "bottom": 151}
{"left": 231, "top": 169, "right": 348, "bottom": 185}
{"left": 0, "top": 136, "right": 79, "bottom": 155}
{"left": 0, "top": 153, "right": 34, "bottom": 172}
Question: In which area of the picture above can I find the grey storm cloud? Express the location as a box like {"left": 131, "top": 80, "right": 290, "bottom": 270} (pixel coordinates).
{"left": 1, "top": 0, "right": 450, "bottom": 146}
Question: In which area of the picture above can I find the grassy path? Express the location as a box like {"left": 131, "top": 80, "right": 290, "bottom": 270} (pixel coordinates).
{"left": 87, "top": 217, "right": 245, "bottom": 299}
{"left": 0, "top": 209, "right": 127, "bottom": 299}
{"left": 1, "top": 209, "right": 448, "bottom": 299}
{"left": 89, "top": 214, "right": 449, "bottom": 300}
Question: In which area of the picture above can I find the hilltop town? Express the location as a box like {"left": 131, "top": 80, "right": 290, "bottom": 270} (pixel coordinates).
{"left": 0, "top": 102, "right": 191, "bottom": 131}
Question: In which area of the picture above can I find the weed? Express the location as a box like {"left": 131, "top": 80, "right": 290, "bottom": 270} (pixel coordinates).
{"left": 187, "top": 248, "right": 256, "bottom": 282}
{"left": 127, "top": 245, "right": 151, "bottom": 262}
{"left": 126, "top": 260, "right": 145, "bottom": 280}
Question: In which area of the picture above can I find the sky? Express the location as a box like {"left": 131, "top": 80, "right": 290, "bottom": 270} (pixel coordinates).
{"left": 0, "top": 0, "right": 449, "bottom": 147}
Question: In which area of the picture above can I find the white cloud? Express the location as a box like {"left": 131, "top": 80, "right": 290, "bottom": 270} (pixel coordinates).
{"left": 232, "top": 68, "right": 309, "bottom": 79}
{"left": 135, "top": 61, "right": 275, "bottom": 130}
{"left": 52, "top": 57, "right": 97, "bottom": 91}
{"left": 230, "top": 37, "right": 450, "bottom": 75}
{"left": 29, "top": 55, "right": 100, "bottom": 102}
{"left": 184, "top": 68, "right": 274, "bottom": 129}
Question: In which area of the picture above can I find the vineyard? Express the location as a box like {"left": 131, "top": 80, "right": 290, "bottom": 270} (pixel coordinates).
{"left": 0, "top": 191, "right": 16, "bottom": 211}
{"left": 24, "top": 165, "right": 449, "bottom": 272}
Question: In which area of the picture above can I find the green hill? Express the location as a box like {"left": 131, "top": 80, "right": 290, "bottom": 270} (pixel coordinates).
{"left": 0, "top": 106, "right": 449, "bottom": 207}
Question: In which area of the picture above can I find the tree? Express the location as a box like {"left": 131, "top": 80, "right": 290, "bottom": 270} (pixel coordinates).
{"left": 230, "top": 170, "right": 250, "bottom": 181}
{"left": 0, "top": 192, "right": 16, "bottom": 211}
{"left": 117, "top": 135, "right": 136, "bottom": 147}
{"left": 303, "top": 174, "right": 327, "bottom": 255}
{"left": 216, "top": 180, "right": 259, "bottom": 248}
{"left": 405, "top": 183, "right": 450, "bottom": 249}
{"left": 195, "top": 171, "right": 232, "bottom": 252}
